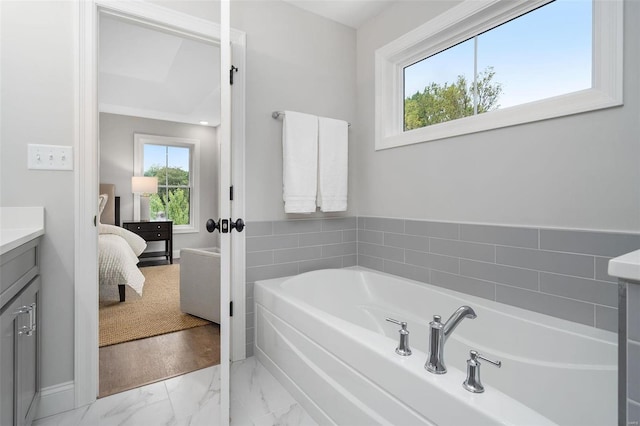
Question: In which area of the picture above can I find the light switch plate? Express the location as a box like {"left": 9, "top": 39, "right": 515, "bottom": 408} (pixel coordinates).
{"left": 28, "top": 144, "right": 73, "bottom": 170}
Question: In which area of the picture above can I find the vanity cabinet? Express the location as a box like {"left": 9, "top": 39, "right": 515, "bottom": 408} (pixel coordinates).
{"left": 0, "top": 238, "right": 41, "bottom": 426}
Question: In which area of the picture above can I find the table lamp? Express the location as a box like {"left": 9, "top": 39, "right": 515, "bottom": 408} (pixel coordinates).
{"left": 132, "top": 176, "right": 158, "bottom": 221}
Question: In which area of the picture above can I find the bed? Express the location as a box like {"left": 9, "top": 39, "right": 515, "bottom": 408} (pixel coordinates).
{"left": 99, "top": 183, "right": 146, "bottom": 302}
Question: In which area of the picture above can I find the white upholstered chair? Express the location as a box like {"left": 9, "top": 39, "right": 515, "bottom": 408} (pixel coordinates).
{"left": 179, "top": 247, "right": 221, "bottom": 324}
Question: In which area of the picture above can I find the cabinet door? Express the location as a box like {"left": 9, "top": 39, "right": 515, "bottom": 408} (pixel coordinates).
{"left": 0, "top": 295, "right": 20, "bottom": 426}
{"left": 16, "top": 277, "right": 40, "bottom": 426}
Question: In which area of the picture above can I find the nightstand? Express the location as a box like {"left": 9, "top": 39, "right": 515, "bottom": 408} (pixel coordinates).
{"left": 123, "top": 221, "right": 173, "bottom": 265}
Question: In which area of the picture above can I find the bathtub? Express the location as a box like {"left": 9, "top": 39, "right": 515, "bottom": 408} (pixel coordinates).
{"left": 254, "top": 267, "right": 616, "bottom": 426}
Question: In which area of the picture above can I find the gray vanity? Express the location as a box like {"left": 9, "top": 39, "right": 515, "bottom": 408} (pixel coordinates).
{"left": 0, "top": 207, "right": 44, "bottom": 426}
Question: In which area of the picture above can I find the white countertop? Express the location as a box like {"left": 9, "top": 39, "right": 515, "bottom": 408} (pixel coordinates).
{"left": 0, "top": 207, "right": 45, "bottom": 255}
{"left": 608, "top": 249, "right": 640, "bottom": 282}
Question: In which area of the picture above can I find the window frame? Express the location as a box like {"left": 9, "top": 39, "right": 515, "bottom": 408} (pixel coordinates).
{"left": 134, "top": 133, "right": 201, "bottom": 233}
{"left": 374, "top": 0, "right": 623, "bottom": 150}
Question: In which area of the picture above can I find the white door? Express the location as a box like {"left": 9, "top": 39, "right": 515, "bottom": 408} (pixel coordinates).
{"left": 217, "top": 4, "right": 247, "bottom": 422}
{"left": 218, "top": 2, "right": 232, "bottom": 424}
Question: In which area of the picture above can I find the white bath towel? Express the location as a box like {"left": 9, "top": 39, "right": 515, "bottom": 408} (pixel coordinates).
{"left": 318, "top": 116, "right": 348, "bottom": 212}
{"left": 282, "top": 111, "right": 318, "bottom": 213}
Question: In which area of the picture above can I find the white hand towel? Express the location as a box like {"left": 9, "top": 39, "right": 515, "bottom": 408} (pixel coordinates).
{"left": 282, "top": 111, "right": 318, "bottom": 213}
{"left": 318, "top": 116, "right": 348, "bottom": 212}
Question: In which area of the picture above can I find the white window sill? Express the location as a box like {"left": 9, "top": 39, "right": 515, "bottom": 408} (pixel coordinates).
{"left": 377, "top": 88, "right": 622, "bottom": 149}
{"left": 174, "top": 226, "right": 200, "bottom": 234}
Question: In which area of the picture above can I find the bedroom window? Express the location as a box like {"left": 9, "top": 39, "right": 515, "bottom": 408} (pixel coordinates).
{"left": 375, "top": 0, "right": 623, "bottom": 149}
{"left": 134, "top": 134, "right": 200, "bottom": 232}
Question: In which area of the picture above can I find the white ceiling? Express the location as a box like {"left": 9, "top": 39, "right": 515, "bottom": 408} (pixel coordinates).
{"left": 99, "top": 15, "right": 221, "bottom": 126}
{"left": 282, "top": 0, "right": 397, "bottom": 29}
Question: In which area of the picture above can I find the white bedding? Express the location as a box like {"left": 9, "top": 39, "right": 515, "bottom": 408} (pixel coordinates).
{"left": 98, "top": 225, "right": 147, "bottom": 296}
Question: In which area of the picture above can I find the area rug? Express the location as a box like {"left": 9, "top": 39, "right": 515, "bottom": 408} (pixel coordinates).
{"left": 99, "top": 263, "right": 210, "bottom": 347}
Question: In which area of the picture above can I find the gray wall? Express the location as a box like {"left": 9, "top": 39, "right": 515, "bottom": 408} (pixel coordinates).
{"left": 355, "top": 0, "right": 640, "bottom": 232}
{"left": 99, "top": 113, "right": 219, "bottom": 251}
{"left": 1, "top": 0, "right": 77, "bottom": 389}
{"left": 231, "top": 0, "right": 357, "bottom": 221}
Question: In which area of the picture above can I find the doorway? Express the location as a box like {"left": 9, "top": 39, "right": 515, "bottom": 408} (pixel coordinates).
{"left": 75, "top": 1, "right": 246, "bottom": 421}
{"left": 96, "top": 13, "right": 222, "bottom": 397}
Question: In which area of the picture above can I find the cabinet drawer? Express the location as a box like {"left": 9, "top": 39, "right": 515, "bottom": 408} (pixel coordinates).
{"left": 0, "top": 239, "right": 39, "bottom": 307}
{"left": 124, "top": 222, "right": 170, "bottom": 233}
{"left": 137, "top": 231, "right": 171, "bottom": 241}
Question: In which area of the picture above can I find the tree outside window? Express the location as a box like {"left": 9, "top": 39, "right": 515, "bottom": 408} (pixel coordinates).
{"left": 143, "top": 144, "right": 192, "bottom": 225}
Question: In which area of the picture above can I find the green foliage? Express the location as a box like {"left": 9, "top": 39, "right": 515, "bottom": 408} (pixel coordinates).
{"left": 145, "top": 166, "right": 190, "bottom": 225}
{"left": 149, "top": 188, "right": 190, "bottom": 225}
{"left": 404, "top": 67, "right": 502, "bottom": 130}
{"left": 149, "top": 193, "right": 166, "bottom": 221}
{"left": 166, "top": 188, "right": 190, "bottom": 225}
{"left": 145, "top": 165, "right": 189, "bottom": 186}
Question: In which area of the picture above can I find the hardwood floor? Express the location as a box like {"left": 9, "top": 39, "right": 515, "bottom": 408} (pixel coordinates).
{"left": 99, "top": 323, "right": 220, "bottom": 398}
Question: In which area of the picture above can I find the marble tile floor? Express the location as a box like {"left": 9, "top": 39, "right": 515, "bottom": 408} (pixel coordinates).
{"left": 33, "top": 356, "right": 317, "bottom": 426}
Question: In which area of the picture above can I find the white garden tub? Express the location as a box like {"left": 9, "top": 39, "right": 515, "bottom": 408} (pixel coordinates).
{"left": 254, "top": 268, "right": 616, "bottom": 426}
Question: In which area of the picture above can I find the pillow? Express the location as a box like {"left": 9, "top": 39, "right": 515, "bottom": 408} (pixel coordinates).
{"left": 99, "top": 223, "right": 147, "bottom": 256}
{"left": 98, "top": 194, "right": 108, "bottom": 223}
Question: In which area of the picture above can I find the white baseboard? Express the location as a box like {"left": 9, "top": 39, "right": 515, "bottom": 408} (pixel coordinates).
{"left": 173, "top": 249, "right": 180, "bottom": 259}
{"left": 36, "top": 381, "right": 76, "bottom": 420}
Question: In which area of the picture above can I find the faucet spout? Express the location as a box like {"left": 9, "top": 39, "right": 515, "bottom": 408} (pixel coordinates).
{"left": 443, "top": 306, "right": 477, "bottom": 339}
{"left": 425, "top": 305, "right": 477, "bottom": 374}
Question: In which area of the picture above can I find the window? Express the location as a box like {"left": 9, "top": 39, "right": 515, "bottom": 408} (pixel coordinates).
{"left": 134, "top": 134, "right": 200, "bottom": 232}
{"left": 375, "top": 0, "right": 623, "bottom": 150}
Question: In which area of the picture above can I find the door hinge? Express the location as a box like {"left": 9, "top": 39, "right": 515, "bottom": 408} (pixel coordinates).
{"left": 230, "top": 65, "right": 238, "bottom": 85}
{"left": 230, "top": 185, "right": 234, "bottom": 201}
{"left": 230, "top": 301, "right": 233, "bottom": 317}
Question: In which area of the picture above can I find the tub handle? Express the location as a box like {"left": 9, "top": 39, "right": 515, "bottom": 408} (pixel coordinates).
{"left": 385, "top": 318, "right": 412, "bottom": 356}
{"left": 462, "top": 350, "right": 502, "bottom": 393}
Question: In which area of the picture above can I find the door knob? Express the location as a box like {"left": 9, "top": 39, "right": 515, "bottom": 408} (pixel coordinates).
{"left": 206, "top": 218, "right": 220, "bottom": 233}
{"left": 230, "top": 218, "right": 245, "bottom": 232}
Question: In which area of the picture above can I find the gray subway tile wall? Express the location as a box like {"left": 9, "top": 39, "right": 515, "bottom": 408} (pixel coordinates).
{"left": 496, "top": 246, "right": 595, "bottom": 278}
{"left": 459, "top": 259, "right": 539, "bottom": 291}
{"left": 596, "top": 256, "right": 618, "bottom": 283}
{"left": 356, "top": 216, "right": 639, "bottom": 332}
{"left": 246, "top": 216, "right": 640, "bottom": 356}
{"left": 594, "top": 305, "right": 617, "bottom": 332}
{"left": 540, "top": 229, "right": 640, "bottom": 258}
{"left": 460, "top": 224, "right": 538, "bottom": 248}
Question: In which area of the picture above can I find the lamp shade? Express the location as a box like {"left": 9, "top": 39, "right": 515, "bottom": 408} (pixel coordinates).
{"left": 131, "top": 176, "right": 158, "bottom": 194}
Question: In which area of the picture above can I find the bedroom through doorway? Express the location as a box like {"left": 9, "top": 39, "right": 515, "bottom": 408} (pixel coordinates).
{"left": 96, "top": 11, "right": 222, "bottom": 398}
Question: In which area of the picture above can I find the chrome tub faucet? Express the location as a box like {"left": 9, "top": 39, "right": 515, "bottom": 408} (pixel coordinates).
{"left": 425, "top": 306, "right": 477, "bottom": 374}
{"left": 462, "top": 350, "right": 502, "bottom": 393}
{"left": 386, "top": 317, "right": 412, "bottom": 356}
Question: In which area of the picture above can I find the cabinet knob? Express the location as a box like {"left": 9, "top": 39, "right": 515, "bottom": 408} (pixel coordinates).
{"left": 157, "top": 233, "right": 161, "bottom": 237}
{"left": 137, "top": 226, "right": 141, "bottom": 230}
{"left": 157, "top": 225, "right": 161, "bottom": 229}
